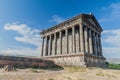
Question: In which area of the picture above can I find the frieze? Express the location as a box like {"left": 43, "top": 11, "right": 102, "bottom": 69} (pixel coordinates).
{"left": 41, "top": 21, "right": 81, "bottom": 37}
{"left": 41, "top": 13, "right": 102, "bottom": 37}
{"left": 40, "top": 14, "right": 85, "bottom": 35}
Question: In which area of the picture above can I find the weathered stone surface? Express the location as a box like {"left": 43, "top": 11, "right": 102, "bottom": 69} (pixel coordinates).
{"left": 40, "top": 13, "right": 106, "bottom": 67}
{"left": 42, "top": 53, "right": 105, "bottom": 67}
{"left": 0, "top": 56, "right": 60, "bottom": 68}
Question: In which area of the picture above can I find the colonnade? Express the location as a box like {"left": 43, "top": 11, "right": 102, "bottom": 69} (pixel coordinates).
{"left": 41, "top": 24, "right": 102, "bottom": 57}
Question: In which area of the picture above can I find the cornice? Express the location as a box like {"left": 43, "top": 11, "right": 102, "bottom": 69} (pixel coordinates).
{"left": 40, "top": 14, "right": 84, "bottom": 35}
{"left": 40, "top": 13, "right": 103, "bottom": 35}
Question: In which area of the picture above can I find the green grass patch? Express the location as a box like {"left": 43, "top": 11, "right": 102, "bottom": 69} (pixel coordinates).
{"left": 96, "top": 71, "right": 104, "bottom": 76}
{"left": 48, "top": 78, "right": 54, "bottom": 80}
{"left": 77, "top": 79, "right": 85, "bottom": 80}
{"left": 29, "top": 68, "right": 38, "bottom": 73}
{"left": 109, "top": 64, "right": 120, "bottom": 69}
{"left": 67, "top": 77, "right": 72, "bottom": 80}
{"left": 64, "top": 66, "right": 86, "bottom": 73}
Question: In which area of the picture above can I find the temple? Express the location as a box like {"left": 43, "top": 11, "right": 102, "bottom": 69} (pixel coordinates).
{"left": 40, "top": 13, "right": 105, "bottom": 67}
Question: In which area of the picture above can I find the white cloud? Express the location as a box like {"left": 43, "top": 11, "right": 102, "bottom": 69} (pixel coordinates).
{"left": 110, "top": 3, "right": 120, "bottom": 17}
{"left": 4, "top": 23, "right": 41, "bottom": 47}
{"left": 98, "top": 2, "right": 120, "bottom": 58}
{"left": 48, "top": 15, "right": 64, "bottom": 24}
{"left": 0, "top": 47, "right": 40, "bottom": 57}
{"left": 2, "top": 23, "right": 41, "bottom": 57}
{"left": 99, "top": 2, "right": 120, "bottom": 23}
{"left": 102, "top": 30, "right": 120, "bottom": 47}
{"left": 103, "top": 47, "right": 120, "bottom": 58}
{"left": 102, "top": 29, "right": 120, "bottom": 58}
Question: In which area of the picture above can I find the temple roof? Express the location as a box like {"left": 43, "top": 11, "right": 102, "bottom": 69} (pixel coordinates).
{"left": 40, "top": 13, "right": 103, "bottom": 34}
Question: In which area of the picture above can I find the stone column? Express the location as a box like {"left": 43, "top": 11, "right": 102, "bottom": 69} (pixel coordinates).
{"left": 93, "top": 32, "right": 97, "bottom": 55}
{"left": 98, "top": 35, "right": 103, "bottom": 56}
{"left": 84, "top": 26, "right": 89, "bottom": 53}
{"left": 54, "top": 33, "right": 57, "bottom": 55}
{"left": 96, "top": 34, "right": 99, "bottom": 56}
{"left": 59, "top": 31, "right": 62, "bottom": 54}
{"left": 89, "top": 29, "right": 93, "bottom": 54}
{"left": 95, "top": 33, "right": 98, "bottom": 55}
{"left": 45, "top": 36, "right": 48, "bottom": 56}
{"left": 41, "top": 37, "right": 44, "bottom": 56}
{"left": 66, "top": 29, "right": 68, "bottom": 54}
{"left": 80, "top": 24, "right": 84, "bottom": 52}
{"left": 48, "top": 35, "right": 51, "bottom": 55}
{"left": 72, "top": 26, "right": 75, "bottom": 53}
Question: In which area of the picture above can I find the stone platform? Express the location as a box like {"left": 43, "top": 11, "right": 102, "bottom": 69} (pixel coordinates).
{"left": 0, "top": 56, "right": 59, "bottom": 68}
{"left": 42, "top": 53, "right": 106, "bottom": 67}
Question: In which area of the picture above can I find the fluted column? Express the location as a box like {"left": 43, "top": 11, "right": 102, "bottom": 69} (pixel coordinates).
{"left": 98, "top": 35, "right": 103, "bottom": 56}
{"left": 43, "top": 37, "right": 46, "bottom": 56}
{"left": 72, "top": 26, "right": 75, "bottom": 53}
{"left": 66, "top": 29, "right": 68, "bottom": 54}
{"left": 41, "top": 37, "right": 44, "bottom": 56}
{"left": 48, "top": 35, "right": 51, "bottom": 56}
{"left": 93, "top": 32, "right": 97, "bottom": 55}
{"left": 96, "top": 34, "right": 99, "bottom": 56}
{"left": 59, "top": 31, "right": 62, "bottom": 54}
{"left": 54, "top": 33, "right": 57, "bottom": 55}
{"left": 84, "top": 26, "right": 89, "bottom": 53}
{"left": 80, "top": 24, "right": 84, "bottom": 52}
{"left": 89, "top": 29, "right": 93, "bottom": 54}
{"left": 44, "top": 36, "right": 48, "bottom": 56}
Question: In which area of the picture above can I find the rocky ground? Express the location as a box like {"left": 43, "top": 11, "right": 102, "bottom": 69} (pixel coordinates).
{"left": 0, "top": 66, "right": 120, "bottom": 80}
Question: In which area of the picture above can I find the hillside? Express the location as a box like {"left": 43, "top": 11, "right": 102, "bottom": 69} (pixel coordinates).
{"left": 107, "top": 58, "right": 120, "bottom": 64}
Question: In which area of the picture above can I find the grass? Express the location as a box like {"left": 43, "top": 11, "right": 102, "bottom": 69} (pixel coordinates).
{"left": 29, "top": 68, "right": 38, "bottom": 73}
{"left": 77, "top": 79, "right": 85, "bottom": 80}
{"left": 48, "top": 78, "right": 54, "bottom": 80}
{"left": 106, "top": 62, "right": 120, "bottom": 70}
{"left": 96, "top": 71, "right": 104, "bottom": 76}
{"left": 67, "top": 77, "right": 72, "bottom": 80}
{"left": 64, "top": 66, "right": 87, "bottom": 73}
{"left": 108, "top": 64, "right": 120, "bottom": 69}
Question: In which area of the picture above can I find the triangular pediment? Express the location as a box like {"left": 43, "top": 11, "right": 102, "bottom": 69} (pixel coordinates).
{"left": 88, "top": 18, "right": 96, "bottom": 26}
{"left": 82, "top": 14, "right": 103, "bottom": 32}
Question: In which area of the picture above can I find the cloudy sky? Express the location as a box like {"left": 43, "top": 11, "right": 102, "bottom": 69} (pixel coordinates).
{"left": 0, "top": 0, "right": 120, "bottom": 58}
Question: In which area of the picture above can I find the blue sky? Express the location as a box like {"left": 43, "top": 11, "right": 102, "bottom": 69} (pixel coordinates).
{"left": 0, "top": 0, "right": 120, "bottom": 58}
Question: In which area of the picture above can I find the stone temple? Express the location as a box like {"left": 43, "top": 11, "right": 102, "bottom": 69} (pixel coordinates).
{"left": 40, "top": 13, "right": 105, "bottom": 67}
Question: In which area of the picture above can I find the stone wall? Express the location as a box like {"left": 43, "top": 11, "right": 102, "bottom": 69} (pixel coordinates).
{"left": 0, "top": 54, "right": 105, "bottom": 68}
{"left": 43, "top": 53, "right": 106, "bottom": 67}
{"left": 0, "top": 56, "right": 59, "bottom": 68}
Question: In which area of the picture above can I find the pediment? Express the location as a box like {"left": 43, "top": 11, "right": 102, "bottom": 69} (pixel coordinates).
{"left": 83, "top": 15, "right": 103, "bottom": 32}
{"left": 88, "top": 18, "right": 96, "bottom": 26}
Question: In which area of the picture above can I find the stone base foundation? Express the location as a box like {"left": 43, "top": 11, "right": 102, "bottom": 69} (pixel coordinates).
{"left": 42, "top": 53, "right": 106, "bottom": 67}
{"left": 0, "top": 56, "right": 60, "bottom": 68}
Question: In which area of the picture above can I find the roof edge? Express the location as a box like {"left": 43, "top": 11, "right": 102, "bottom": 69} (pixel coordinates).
{"left": 40, "top": 13, "right": 103, "bottom": 34}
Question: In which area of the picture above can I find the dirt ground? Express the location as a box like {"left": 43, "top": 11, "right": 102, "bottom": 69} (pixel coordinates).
{"left": 0, "top": 67, "right": 120, "bottom": 80}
